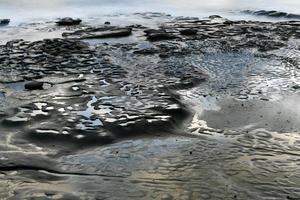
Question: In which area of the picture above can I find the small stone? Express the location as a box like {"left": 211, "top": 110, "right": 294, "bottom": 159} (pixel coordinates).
{"left": 25, "top": 81, "right": 44, "bottom": 90}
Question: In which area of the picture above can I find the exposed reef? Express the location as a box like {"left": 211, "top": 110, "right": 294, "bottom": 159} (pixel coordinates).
{"left": 0, "top": 14, "right": 300, "bottom": 199}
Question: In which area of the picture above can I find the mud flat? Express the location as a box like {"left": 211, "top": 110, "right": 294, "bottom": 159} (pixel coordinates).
{"left": 0, "top": 13, "right": 300, "bottom": 199}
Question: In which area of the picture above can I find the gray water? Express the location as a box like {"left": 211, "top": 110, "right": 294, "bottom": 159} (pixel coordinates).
{"left": 0, "top": 0, "right": 299, "bottom": 24}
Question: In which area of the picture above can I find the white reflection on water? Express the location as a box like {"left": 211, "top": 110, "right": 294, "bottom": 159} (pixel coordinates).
{"left": 0, "top": 0, "right": 299, "bottom": 24}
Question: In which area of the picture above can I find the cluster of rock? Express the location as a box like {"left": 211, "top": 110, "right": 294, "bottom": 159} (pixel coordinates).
{"left": 243, "top": 10, "right": 300, "bottom": 19}
{"left": 142, "top": 17, "right": 299, "bottom": 52}
{"left": 57, "top": 15, "right": 299, "bottom": 54}
{"left": 0, "top": 35, "right": 207, "bottom": 149}
{"left": 0, "top": 15, "right": 299, "bottom": 149}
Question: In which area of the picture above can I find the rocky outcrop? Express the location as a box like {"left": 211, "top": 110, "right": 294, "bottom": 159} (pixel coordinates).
{"left": 63, "top": 26, "right": 132, "bottom": 39}
{"left": 0, "top": 14, "right": 299, "bottom": 200}
{"left": 243, "top": 10, "right": 300, "bottom": 19}
{"left": 56, "top": 17, "right": 82, "bottom": 26}
{"left": 144, "top": 29, "right": 177, "bottom": 41}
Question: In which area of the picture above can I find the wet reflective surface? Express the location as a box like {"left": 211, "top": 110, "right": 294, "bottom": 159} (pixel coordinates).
{"left": 0, "top": 13, "right": 300, "bottom": 200}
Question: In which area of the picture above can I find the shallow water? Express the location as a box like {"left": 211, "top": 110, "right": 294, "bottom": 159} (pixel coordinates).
{"left": 0, "top": 0, "right": 300, "bottom": 24}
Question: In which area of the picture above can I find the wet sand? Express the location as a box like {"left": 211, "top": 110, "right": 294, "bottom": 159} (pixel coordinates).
{"left": 0, "top": 13, "right": 300, "bottom": 199}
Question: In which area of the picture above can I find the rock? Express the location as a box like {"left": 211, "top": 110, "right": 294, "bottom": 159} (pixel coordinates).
{"left": 56, "top": 17, "right": 82, "bottom": 26}
{"left": 267, "top": 11, "right": 287, "bottom": 18}
{"left": 104, "top": 21, "right": 111, "bottom": 25}
{"left": 209, "top": 15, "right": 222, "bottom": 19}
{"left": 25, "top": 81, "right": 44, "bottom": 90}
{"left": 63, "top": 27, "right": 132, "bottom": 39}
{"left": 145, "top": 29, "right": 177, "bottom": 41}
{"left": 243, "top": 10, "right": 300, "bottom": 19}
{"left": 147, "top": 33, "right": 177, "bottom": 41}
{"left": 84, "top": 28, "right": 132, "bottom": 39}
{"left": 179, "top": 28, "right": 198, "bottom": 35}
{"left": 292, "top": 85, "right": 300, "bottom": 90}
{"left": 0, "top": 19, "right": 10, "bottom": 26}
{"left": 287, "top": 13, "right": 300, "bottom": 19}
{"left": 260, "top": 97, "right": 269, "bottom": 101}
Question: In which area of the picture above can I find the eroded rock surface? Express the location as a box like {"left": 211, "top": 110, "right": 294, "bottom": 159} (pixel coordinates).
{"left": 0, "top": 15, "right": 300, "bottom": 199}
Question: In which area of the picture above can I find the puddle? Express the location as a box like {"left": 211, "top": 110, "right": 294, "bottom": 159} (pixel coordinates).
{"left": 77, "top": 96, "right": 98, "bottom": 118}
{"left": 77, "top": 118, "right": 103, "bottom": 130}
{"left": 76, "top": 96, "right": 104, "bottom": 130}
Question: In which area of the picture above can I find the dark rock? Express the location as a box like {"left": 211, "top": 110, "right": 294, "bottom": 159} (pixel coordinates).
{"left": 179, "top": 28, "right": 198, "bottom": 35}
{"left": 145, "top": 29, "right": 177, "bottom": 41}
{"left": 56, "top": 17, "right": 82, "bottom": 26}
{"left": 25, "top": 81, "right": 44, "bottom": 90}
{"left": 144, "top": 29, "right": 163, "bottom": 35}
{"left": 286, "top": 13, "right": 300, "bottom": 19}
{"left": 104, "top": 21, "right": 111, "bottom": 25}
{"left": 84, "top": 28, "right": 132, "bottom": 39}
{"left": 159, "top": 53, "right": 169, "bottom": 58}
{"left": 0, "top": 19, "right": 10, "bottom": 26}
{"left": 147, "top": 33, "right": 177, "bottom": 41}
{"left": 255, "top": 10, "right": 274, "bottom": 16}
{"left": 292, "top": 85, "right": 300, "bottom": 90}
{"left": 243, "top": 10, "right": 300, "bottom": 19}
{"left": 64, "top": 27, "right": 132, "bottom": 39}
{"left": 268, "top": 11, "right": 287, "bottom": 18}
{"left": 128, "top": 24, "right": 145, "bottom": 28}
{"left": 209, "top": 15, "right": 222, "bottom": 19}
